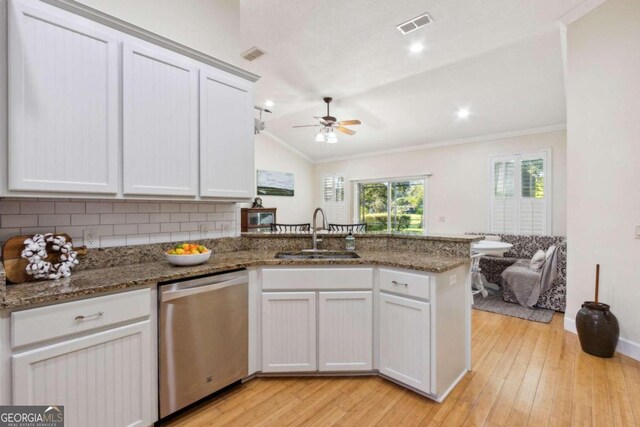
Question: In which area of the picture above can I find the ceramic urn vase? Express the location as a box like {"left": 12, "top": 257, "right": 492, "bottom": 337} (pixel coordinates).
{"left": 575, "top": 301, "right": 619, "bottom": 358}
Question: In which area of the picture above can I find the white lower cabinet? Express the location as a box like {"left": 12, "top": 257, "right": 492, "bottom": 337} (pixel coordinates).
{"left": 379, "top": 292, "right": 431, "bottom": 394}
{"left": 318, "top": 291, "right": 372, "bottom": 371}
{"left": 12, "top": 320, "right": 153, "bottom": 427}
{"left": 261, "top": 292, "right": 317, "bottom": 373}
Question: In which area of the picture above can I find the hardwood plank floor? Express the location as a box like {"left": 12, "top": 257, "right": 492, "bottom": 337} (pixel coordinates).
{"left": 164, "top": 311, "right": 640, "bottom": 426}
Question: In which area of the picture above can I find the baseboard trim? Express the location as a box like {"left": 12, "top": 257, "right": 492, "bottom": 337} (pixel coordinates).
{"left": 565, "top": 316, "right": 640, "bottom": 361}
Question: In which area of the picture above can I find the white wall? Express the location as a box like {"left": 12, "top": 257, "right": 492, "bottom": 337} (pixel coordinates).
{"left": 254, "top": 133, "right": 315, "bottom": 224}
{"left": 76, "top": 0, "right": 243, "bottom": 67}
{"left": 314, "top": 130, "right": 567, "bottom": 235}
{"left": 565, "top": 0, "right": 640, "bottom": 354}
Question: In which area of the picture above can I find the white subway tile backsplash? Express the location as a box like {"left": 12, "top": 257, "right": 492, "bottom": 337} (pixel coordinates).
{"left": 189, "top": 212, "right": 207, "bottom": 222}
{"left": 138, "top": 203, "right": 160, "bottom": 213}
{"left": 138, "top": 223, "right": 160, "bottom": 234}
{"left": 100, "top": 235, "right": 126, "bottom": 247}
{"left": 126, "top": 234, "right": 150, "bottom": 245}
{"left": 198, "top": 204, "right": 217, "bottom": 213}
{"left": 161, "top": 223, "right": 180, "bottom": 233}
{"left": 170, "top": 231, "right": 191, "bottom": 242}
{"left": 207, "top": 213, "right": 224, "bottom": 221}
{"left": 0, "top": 200, "right": 239, "bottom": 248}
{"left": 180, "top": 222, "right": 198, "bottom": 232}
{"left": 2, "top": 215, "right": 38, "bottom": 228}
{"left": 38, "top": 214, "right": 71, "bottom": 227}
{"left": 149, "top": 213, "right": 171, "bottom": 223}
{"left": 150, "top": 233, "right": 171, "bottom": 244}
{"left": 100, "top": 214, "right": 127, "bottom": 225}
{"left": 113, "top": 203, "right": 139, "bottom": 214}
{"left": 0, "top": 228, "right": 21, "bottom": 242}
{"left": 86, "top": 202, "right": 114, "bottom": 214}
{"left": 114, "top": 224, "right": 138, "bottom": 235}
{"left": 170, "top": 213, "right": 189, "bottom": 223}
{"left": 216, "top": 204, "right": 236, "bottom": 213}
{"left": 21, "top": 201, "right": 55, "bottom": 214}
{"left": 55, "top": 202, "right": 85, "bottom": 214}
{"left": 71, "top": 214, "right": 100, "bottom": 226}
{"left": 160, "top": 203, "right": 180, "bottom": 213}
{"left": 126, "top": 213, "right": 150, "bottom": 224}
{"left": 0, "top": 201, "right": 20, "bottom": 214}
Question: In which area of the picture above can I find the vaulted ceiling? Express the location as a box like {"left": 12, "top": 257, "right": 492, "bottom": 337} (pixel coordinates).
{"left": 239, "top": 0, "right": 584, "bottom": 161}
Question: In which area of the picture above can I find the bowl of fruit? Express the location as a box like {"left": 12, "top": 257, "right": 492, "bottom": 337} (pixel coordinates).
{"left": 165, "top": 243, "right": 211, "bottom": 266}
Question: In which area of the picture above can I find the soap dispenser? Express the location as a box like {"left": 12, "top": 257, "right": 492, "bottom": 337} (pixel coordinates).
{"left": 345, "top": 232, "right": 355, "bottom": 251}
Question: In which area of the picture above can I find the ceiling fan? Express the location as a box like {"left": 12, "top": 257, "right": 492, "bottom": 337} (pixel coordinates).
{"left": 292, "top": 97, "right": 361, "bottom": 143}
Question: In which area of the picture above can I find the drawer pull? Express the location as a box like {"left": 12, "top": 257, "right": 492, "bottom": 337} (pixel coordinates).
{"left": 74, "top": 311, "right": 104, "bottom": 321}
{"left": 391, "top": 280, "right": 408, "bottom": 287}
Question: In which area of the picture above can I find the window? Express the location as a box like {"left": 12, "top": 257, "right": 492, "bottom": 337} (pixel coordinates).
{"left": 490, "top": 150, "right": 551, "bottom": 235}
{"left": 321, "top": 173, "right": 347, "bottom": 223}
{"left": 355, "top": 177, "right": 426, "bottom": 233}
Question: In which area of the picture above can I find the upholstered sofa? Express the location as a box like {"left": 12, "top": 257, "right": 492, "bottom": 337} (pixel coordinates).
{"left": 469, "top": 233, "right": 567, "bottom": 312}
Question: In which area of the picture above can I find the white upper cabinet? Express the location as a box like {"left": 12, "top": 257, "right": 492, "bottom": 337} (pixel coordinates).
{"left": 200, "top": 69, "right": 255, "bottom": 199}
{"left": 8, "top": 0, "right": 119, "bottom": 194}
{"left": 122, "top": 43, "right": 198, "bottom": 196}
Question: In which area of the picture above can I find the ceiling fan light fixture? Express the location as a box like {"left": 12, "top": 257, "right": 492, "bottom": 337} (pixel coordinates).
{"left": 325, "top": 129, "right": 338, "bottom": 144}
{"left": 315, "top": 130, "right": 325, "bottom": 142}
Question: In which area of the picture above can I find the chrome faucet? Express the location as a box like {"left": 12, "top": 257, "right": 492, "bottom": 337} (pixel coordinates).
{"left": 310, "top": 207, "right": 328, "bottom": 252}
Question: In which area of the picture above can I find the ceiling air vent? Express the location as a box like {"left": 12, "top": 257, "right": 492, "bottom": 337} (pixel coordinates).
{"left": 396, "top": 13, "right": 433, "bottom": 35}
{"left": 241, "top": 47, "right": 265, "bottom": 62}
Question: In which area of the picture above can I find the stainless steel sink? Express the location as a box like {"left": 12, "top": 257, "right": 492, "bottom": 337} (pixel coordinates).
{"left": 275, "top": 251, "right": 360, "bottom": 260}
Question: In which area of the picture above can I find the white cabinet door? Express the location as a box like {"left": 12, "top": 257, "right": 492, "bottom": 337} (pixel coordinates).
{"left": 200, "top": 69, "right": 254, "bottom": 199}
{"left": 8, "top": 1, "right": 119, "bottom": 194}
{"left": 122, "top": 42, "right": 198, "bottom": 196}
{"left": 379, "top": 293, "right": 431, "bottom": 393}
{"left": 318, "top": 291, "right": 372, "bottom": 371}
{"left": 261, "top": 292, "right": 316, "bottom": 373}
{"left": 13, "top": 321, "right": 153, "bottom": 427}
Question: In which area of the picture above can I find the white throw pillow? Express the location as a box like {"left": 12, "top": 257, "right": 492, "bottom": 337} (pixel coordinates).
{"left": 546, "top": 245, "right": 556, "bottom": 260}
{"left": 530, "top": 250, "right": 546, "bottom": 270}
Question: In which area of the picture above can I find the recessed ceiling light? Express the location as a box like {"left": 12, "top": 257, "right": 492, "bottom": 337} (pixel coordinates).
{"left": 457, "top": 108, "right": 470, "bottom": 119}
{"left": 409, "top": 42, "right": 424, "bottom": 53}
{"left": 264, "top": 100, "right": 274, "bottom": 108}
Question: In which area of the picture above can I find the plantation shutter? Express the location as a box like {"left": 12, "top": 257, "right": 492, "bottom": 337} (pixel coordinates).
{"left": 491, "top": 157, "right": 517, "bottom": 234}
{"left": 490, "top": 151, "right": 550, "bottom": 235}
{"left": 321, "top": 173, "right": 346, "bottom": 224}
{"left": 519, "top": 153, "right": 547, "bottom": 235}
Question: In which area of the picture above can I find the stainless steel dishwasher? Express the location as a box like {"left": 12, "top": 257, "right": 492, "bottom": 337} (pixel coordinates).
{"left": 158, "top": 270, "right": 248, "bottom": 419}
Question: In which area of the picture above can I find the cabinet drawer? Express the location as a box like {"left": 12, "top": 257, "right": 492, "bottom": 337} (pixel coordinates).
{"left": 262, "top": 268, "right": 373, "bottom": 290}
{"left": 12, "top": 288, "right": 151, "bottom": 348}
{"left": 379, "top": 268, "right": 431, "bottom": 300}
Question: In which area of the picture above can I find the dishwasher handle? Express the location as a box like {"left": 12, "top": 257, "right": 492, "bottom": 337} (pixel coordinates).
{"left": 161, "top": 275, "right": 247, "bottom": 302}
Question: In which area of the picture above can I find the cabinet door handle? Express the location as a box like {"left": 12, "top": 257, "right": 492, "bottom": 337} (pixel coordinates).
{"left": 75, "top": 311, "right": 104, "bottom": 321}
{"left": 391, "top": 280, "right": 408, "bottom": 287}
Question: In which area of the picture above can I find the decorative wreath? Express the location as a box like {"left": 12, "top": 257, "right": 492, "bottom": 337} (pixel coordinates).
{"left": 21, "top": 233, "right": 79, "bottom": 280}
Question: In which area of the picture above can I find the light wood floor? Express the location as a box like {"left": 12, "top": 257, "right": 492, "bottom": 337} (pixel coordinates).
{"left": 164, "top": 310, "right": 640, "bottom": 426}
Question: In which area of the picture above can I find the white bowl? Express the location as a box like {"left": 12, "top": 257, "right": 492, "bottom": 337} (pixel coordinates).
{"left": 165, "top": 250, "right": 211, "bottom": 266}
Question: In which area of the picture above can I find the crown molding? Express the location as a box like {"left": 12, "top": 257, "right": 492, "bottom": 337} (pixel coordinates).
{"left": 39, "top": 0, "right": 260, "bottom": 82}
{"left": 260, "top": 131, "right": 314, "bottom": 163}
{"left": 314, "top": 123, "right": 567, "bottom": 164}
{"left": 559, "top": 0, "right": 609, "bottom": 28}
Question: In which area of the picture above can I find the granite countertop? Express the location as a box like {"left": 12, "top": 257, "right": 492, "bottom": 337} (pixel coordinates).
{"left": 242, "top": 232, "right": 484, "bottom": 242}
{"left": 1, "top": 250, "right": 471, "bottom": 309}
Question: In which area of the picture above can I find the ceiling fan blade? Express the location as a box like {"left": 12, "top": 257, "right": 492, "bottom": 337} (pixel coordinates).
{"left": 292, "top": 124, "right": 320, "bottom": 128}
{"left": 338, "top": 119, "right": 361, "bottom": 126}
{"left": 336, "top": 125, "right": 356, "bottom": 135}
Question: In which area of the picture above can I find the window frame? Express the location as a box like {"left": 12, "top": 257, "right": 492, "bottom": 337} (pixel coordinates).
{"left": 489, "top": 148, "right": 552, "bottom": 235}
{"left": 320, "top": 172, "right": 347, "bottom": 224}
{"left": 353, "top": 175, "right": 428, "bottom": 234}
